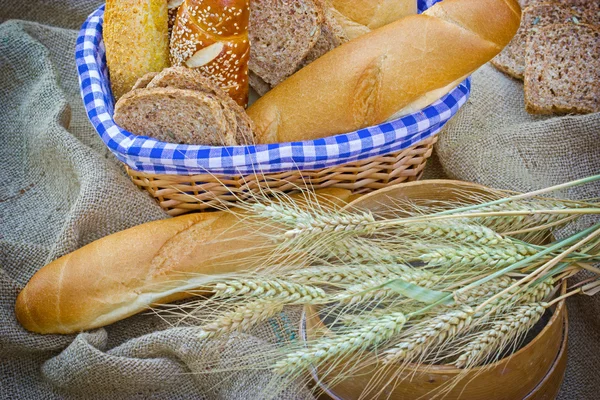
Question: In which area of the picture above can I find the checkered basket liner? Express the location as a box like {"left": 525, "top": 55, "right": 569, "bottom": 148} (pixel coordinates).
{"left": 75, "top": 0, "right": 471, "bottom": 214}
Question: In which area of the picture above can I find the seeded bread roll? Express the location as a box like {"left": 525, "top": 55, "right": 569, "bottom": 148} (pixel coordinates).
{"left": 15, "top": 189, "right": 355, "bottom": 334}
{"left": 170, "top": 0, "right": 250, "bottom": 107}
{"left": 104, "top": 0, "right": 170, "bottom": 100}
{"left": 247, "top": 0, "right": 521, "bottom": 144}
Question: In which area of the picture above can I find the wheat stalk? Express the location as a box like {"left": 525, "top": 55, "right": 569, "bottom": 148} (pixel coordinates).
{"left": 453, "top": 303, "right": 546, "bottom": 368}
{"left": 197, "top": 300, "right": 284, "bottom": 340}
{"left": 285, "top": 263, "right": 412, "bottom": 285}
{"left": 337, "top": 270, "right": 441, "bottom": 305}
{"left": 416, "top": 242, "right": 538, "bottom": 270}
{"left": 402, "top": 221, "right": 509, "bottom": 246}
{"left": 382, "top": 306, "right": 474, "bottom": 364}
{"left": 213, "top": 279, "right": 328, "bottom": 304}
{"left": 273, "top": 312, "right": 407, "bottom": 375}
{"left": 472, "top": 199, "right": 574, "bottom": 233}
{"left": 251, "top": 203, "right": 377, "bottom": 240}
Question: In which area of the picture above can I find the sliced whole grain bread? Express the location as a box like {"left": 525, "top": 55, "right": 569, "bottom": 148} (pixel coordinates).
{"left": 492, "top": 2, "right": 600, "bottom": 79}
{"left": 249, "top": 0, "right": 323, "bottom": 87}
{"left": 519, "top": 0, "right": 598, "bottom": 7}
{"left": 114, "top": 87, "right": 240, "bottom": 145}
{"left": 299, "top": 1, "right": 349, "bottom": 68}
{"left": 249, "top": 71, "right": 272, "bottom": 96}
{"left": 132, "top": 72, "right": 159, "bottom": 90}
{"left": 524, "top": 23, "right": 600, "bottom": 114}
{"left": 147, "top": 67, "right": 255, "bottom": 144}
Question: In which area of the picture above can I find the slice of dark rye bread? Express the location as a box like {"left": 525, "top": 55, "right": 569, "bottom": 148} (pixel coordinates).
{"left": 519, "top": 0, "right": 599, "bottom": 7}
{"left": 524, "top": 23, "right": 600, "bottom": 114}
{"left": 114, "top": 87, "right": 238, "bottom": 146}
{"left": 299, "top": 0, "right": 349, "bottom": 68}
{"left": 492, "top": 2, "right": 600, "bottom": 79}
{"left": 146, "top": 67, "right": 254, "bottom": 144}
{"left": 249, "top": 0, "right": 323, "bottom": 87}
{"left": 114, "top": 68, "right": 255, "bottom": 146}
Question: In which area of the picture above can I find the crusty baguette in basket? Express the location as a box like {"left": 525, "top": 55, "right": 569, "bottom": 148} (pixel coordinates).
{"left": 15, "top": 189, "right": 356, "bottom": 334}
{"left": 247, "top": 0, "right": 521, "bottom": 144}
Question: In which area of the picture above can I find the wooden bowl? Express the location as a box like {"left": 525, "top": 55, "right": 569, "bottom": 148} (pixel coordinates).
{"left": 305, "top": 180, "right": 569, "bottom": 400}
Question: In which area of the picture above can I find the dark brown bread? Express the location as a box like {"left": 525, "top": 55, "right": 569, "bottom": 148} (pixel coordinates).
{"left": 524, "top": 23, "right": 600, "bottom": 114}
{"left": 114, "top": 87, "right": 241, "bottom": 145}
{"left": 299, "top": 1, "right": 349, "bottom": 68}
{"left": 249, "top": 0, "right": 323, "bottom": 87}
{"left": 249, "top": 71, "right": 272, "bottom": 96}
{"left": 147, "top": 67, "right": 255, "bottom": 143}
{"left": 131, "top": 72, "right": 159, "bottom": 90}
{"left": 492, "top": 2, "right": 600, "bottom": 79}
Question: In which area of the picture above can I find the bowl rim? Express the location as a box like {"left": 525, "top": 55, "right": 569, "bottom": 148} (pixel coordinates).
{"left": 75, "top": 0, "right": 470, "bottom": 175}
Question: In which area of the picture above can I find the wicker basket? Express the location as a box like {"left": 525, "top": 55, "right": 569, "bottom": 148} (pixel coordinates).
{"left": 125, "top": 136, "right": 437, "bottom": 216}
{"left": 77, "top": 1, "right": 466, "bottom": 216}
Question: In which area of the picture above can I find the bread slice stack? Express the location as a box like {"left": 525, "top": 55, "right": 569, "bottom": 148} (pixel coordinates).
{"left": 114, "top": 67, "right": 255, "bottom": 146}
{"left": 492, "top": 0, "right": 600, "bottom": 114}
{"left": 247, "top": 0, "right": 349, "bottom": 95}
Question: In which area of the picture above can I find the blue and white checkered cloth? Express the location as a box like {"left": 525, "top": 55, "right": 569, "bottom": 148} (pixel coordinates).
{"left": 76, "top": 0, "right": 470, "bottom": 175}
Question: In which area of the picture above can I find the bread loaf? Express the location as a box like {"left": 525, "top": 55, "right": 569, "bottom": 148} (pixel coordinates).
{"left": 15, "top": 190, "right": 355, "bottom": 334}
{"left": 247, "top": 0, "right": 521, "bottom": 144}
{"left": 104, "top": 0, "right": 170, "bottom": 100}
{"left": 170, "top": 0, "right": 250, "bottom": 107}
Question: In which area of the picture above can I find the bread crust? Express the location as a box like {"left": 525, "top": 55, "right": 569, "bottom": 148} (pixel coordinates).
{"left": 331, "top": 0, "right": 417, "bottom": 29}
{"left": 170, "top": 0, "right": 250, "bottom": 107}
{"left": 247, "top": 0, "right": 521, "bottom": 144}
{"left": 15, "top": 190, "right": 354, "bottom": 334}
{"left": 104, "top": 0, "right": 170, "bottom": 100}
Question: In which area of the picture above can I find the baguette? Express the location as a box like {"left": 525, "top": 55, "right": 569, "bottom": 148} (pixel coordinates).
{"left": 15, "top": 189, "right": 355, "bottom": 334}
{"left": 104, "top": 0, "right": 170, "bottom": 100}
{"left": 247, "top": 0, "right": 521, "bottom": 144}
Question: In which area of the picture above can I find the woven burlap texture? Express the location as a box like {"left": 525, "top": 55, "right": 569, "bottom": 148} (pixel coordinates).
{"left": 1, "top": 0, "right": 599, "bottom": 398}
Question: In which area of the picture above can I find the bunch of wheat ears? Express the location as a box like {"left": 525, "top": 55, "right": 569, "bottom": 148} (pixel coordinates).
{"left": 156, "top": 175, "right": 600, "bottom": 399}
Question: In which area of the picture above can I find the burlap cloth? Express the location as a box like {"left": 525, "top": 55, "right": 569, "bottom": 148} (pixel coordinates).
{"left": 1, "top": 1, "right": 598, "bottom": 398}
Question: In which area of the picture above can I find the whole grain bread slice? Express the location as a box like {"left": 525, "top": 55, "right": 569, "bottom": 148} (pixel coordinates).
{"left": 249, "top": 0, "right": 323, "bottom": 87}
{"left": 299, "top": 0, "right": 349, "bottom": 68}
{"left": 114, "top": 87, "right": 239, "bottom": 146}
{"left": 132, "top": 72, "right": 159, "bottom": 90}
{"left": 524, "top": 23, "right": 600, "bottom": 114}
{"left": 492, "top": 2, "right": 599, "bottom": 80}
{"left": 249, "top": 71, "right": 272, "bottom": 96}
{"left": 147, "top": 67, "right": 255, "bottom": 144}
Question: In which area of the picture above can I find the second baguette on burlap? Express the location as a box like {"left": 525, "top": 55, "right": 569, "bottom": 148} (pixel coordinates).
{"left": 247, "top": 0, "right": 521, "bottom": 144}
{"left": 15, "top": 189, "right": 355, "bottom": 334}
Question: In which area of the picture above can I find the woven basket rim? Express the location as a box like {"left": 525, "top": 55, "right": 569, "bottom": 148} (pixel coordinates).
{"left": 76, "top": 0, "right": 468, "bottom": 176}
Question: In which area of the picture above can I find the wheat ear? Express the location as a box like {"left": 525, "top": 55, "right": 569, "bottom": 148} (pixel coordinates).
{"left": 382, "top": 306, "right": 474, "bottom": 364}
{"left": 285, "top": 263, "right": 412, "bottom": 285}
{"left": 416, "top": 242, "right": 538, "bottom": 270}
{"left": 337, "top": 270, "right": 441, "bottom": 305}
{"left": 402, "top": 221, "right": 509, "bottom": 246}
{"left": 251, "top": 203, "right": 377, "bottom": 240}
{"left": 213, "top": 279, "right": 327, "bottom": 304}
{"left": 453, "top": 303, "right": 546, "bottom": 368}
{"left": 197, "top": 300, "right": 284, "bottom": 340}
{"left": 274, "top": 312, "right": 407, "bottom": 375}
{"left": 472, "top": 199, "right": 574, "bottom": 233}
